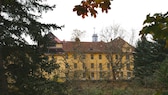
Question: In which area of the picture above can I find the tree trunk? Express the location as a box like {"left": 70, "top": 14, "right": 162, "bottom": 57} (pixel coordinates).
{"left": 0, "top": 46, "right": 8, "bottom": 95}
{"left": 112, "top": 68, "right": 116, "bottom": 80}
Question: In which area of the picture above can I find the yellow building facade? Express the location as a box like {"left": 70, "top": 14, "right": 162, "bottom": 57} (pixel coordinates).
{"left": 45, "top": 32, "right": 134, "bottom": 81}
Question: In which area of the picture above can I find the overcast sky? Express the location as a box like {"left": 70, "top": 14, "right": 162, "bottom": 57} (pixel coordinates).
{"left": 40, "top": 0, "right": 168, "bottom": 44}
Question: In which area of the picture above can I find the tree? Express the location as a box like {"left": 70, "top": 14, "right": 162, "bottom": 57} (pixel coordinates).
{"left": 156, "top": 57, "right": 168, "bottom": 88}
{"left": 100, "top": 24, "right": 126, "bottom": 42}
{"left": 129, "top": 29, "right": 138, "bottom": 46}
{"left": 0, "top": 0, "right": 63, "bottom": 95}
{"left": 73, "top": 0, "right": 112, "bottom": 18}
{"left": 99, "top": 25, "right": 128, "bottom": 80}
{"left": 133, "top": 36, "right": 166, "bottom": 86}
{"left": 2, "top": 45, "right": 66, "bottom": 95}
{"left": 104, "top": 38, "right": 134, "bottom": 80}
{"left": 140, "top": 12, "right": 168, "bottom": 47}
{"left": 71, "top": 29, "right": 86, "bottom": 41}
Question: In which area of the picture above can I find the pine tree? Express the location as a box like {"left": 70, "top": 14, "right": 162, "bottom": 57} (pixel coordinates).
{"left": 0, "top": 0, "right": 63, "bottom": 95}
{"left": 134, "top": 37, "right": 165, "bottom": 83}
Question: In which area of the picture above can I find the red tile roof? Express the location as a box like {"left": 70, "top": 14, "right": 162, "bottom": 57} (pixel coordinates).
{"left": 62, "top": 37, "right": 134, "bottom": 53}
{"left": 46, "top": 32, "right": 134, "bottom": 54}
{"left": 63, "top": 41, "right": 106, "bottom": 53}
{"left": 106, "top": 37, "right": 134, "bottom": 52}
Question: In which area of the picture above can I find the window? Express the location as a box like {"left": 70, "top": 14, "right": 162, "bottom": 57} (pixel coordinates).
{"left": 83, "top": 73, "right": 86, "bottom": 78}
{"left": 115, "top": 55, "right": 118, "bottom": 60}
{"left": 120, "top": 72, "right": 123, "bottom": 78}
{"left": 83, "top": 63, "right": 86, "bottom": 69}
{"left": 91, "top": 72, "right": 94, "bottom": 78}
{"left": 74, "top": 63, "right": 77, "bottom": 68}
{"left": 65, "top": 63, "right": 69, "bottom": 68}
{"left": 99, "top": 63, "right": 102, "bottom": 70}
{"left": 106, "top": 55, "right": 109, "bottom": 59}
{"left": 99, "top": 72, "right": 103, "bottom": 79}
{"left": 107, "top": 63, "right": 110, "bottom": 69}
{"left": 91, "top": 54, "right": 94, "bottom": 59}
{"left": 99, "top": 54, "right": 102, "bottom": 59}
{"left": 91, "top": 63, "right": 94, "bottom": 68}
{"left": 82, "top": 54, "right": 86, "bottom": 59}
{"left": 73, "top": 54, "right": 77, "bottom": 59}
{"left": 127, "top": 72, "right": 131, "bottom": 79}
{"left": 126, "top": 55, "right": 129, "bottom": 60}
{"left": 65, "top": 54, "right": 68, "bottom": 59}
{"left": 126, "top": 63, "right": 130, "bottom": 70}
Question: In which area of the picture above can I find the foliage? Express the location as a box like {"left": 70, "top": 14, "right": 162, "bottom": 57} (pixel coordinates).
{"left": 133, "top": 37, "right": 166, "bottom": 84}
{"left": 151, "top": 57, "right": 168, "bottom": 95}
{"left": 2, "top": 45, "right": 65, "bottom": 95}
{"left": 140, "top": 12, "right": 168, "bottom": 47}
{"left": 68, "top": 86, "right": 100, "bottom": 95}
{"left": 156, "top": 57, "right": 168, "bottom": 88}
{"left": 0, "top": 0, "right": 62, "bottom": 46}
{"left": 0, "top": 0, "right": 64, "bottom": 95}
{"left": 65, "top": 80, "right": 156, "bottom": 95}
{"left": 73, "top": 0, "right": 112, "bottom": 18}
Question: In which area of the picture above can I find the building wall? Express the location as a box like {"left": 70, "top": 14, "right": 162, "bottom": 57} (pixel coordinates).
{"left": 46, "top": 45, "right": 134, "bottom": 81}
{"left": 45, "top": 35, "right": 134, "bottom": 81}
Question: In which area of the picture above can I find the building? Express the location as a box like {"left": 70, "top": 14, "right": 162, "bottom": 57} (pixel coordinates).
{"left": 45, "top": 32, "right": 134, "bottom": 81}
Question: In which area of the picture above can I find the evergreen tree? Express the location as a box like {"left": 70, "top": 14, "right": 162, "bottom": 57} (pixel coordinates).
{"left": 156, "top": 57, "right": 168, "bottom": 88}
{"left": 0, "top": 0, "right": 63, "bottom": 95}
{"left": 134, "top": 36, "right": 165, "bottom": 83}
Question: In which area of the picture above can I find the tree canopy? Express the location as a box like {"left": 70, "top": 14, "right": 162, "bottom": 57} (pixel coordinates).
{"left": 140, "top": 12, "right": 168, "bottom": 47}
{"left": 0, "top": 0, "right": 64, "bottom": 95}
{"left": 133, "top": 37, "right": 166, "bottom": 86}
{"left": 0, "top": 0, "right": 62, "bottom": 46}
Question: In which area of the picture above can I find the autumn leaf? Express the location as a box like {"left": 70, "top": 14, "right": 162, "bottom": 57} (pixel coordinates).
{"left": 95, "top": 0, "right": 103, "bottom": 4}
{"left": 73, "top": 0, "right": 112, "bottom": 18}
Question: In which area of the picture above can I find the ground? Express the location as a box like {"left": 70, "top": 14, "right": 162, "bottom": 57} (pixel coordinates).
{"left": 64, "top": 80, "right": 159, "bottom": 95}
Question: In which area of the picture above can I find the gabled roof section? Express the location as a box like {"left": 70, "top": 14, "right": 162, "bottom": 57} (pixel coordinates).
{"left": 107, "top": 37, "right": 135, "bottom": 52}
{"left": 47, "top": 32, "right": 61, "bottom": 43}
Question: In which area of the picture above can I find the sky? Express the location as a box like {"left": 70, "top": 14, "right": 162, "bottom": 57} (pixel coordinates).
{"left": 40, "top": 0, "right": 168, "bottom": 45}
